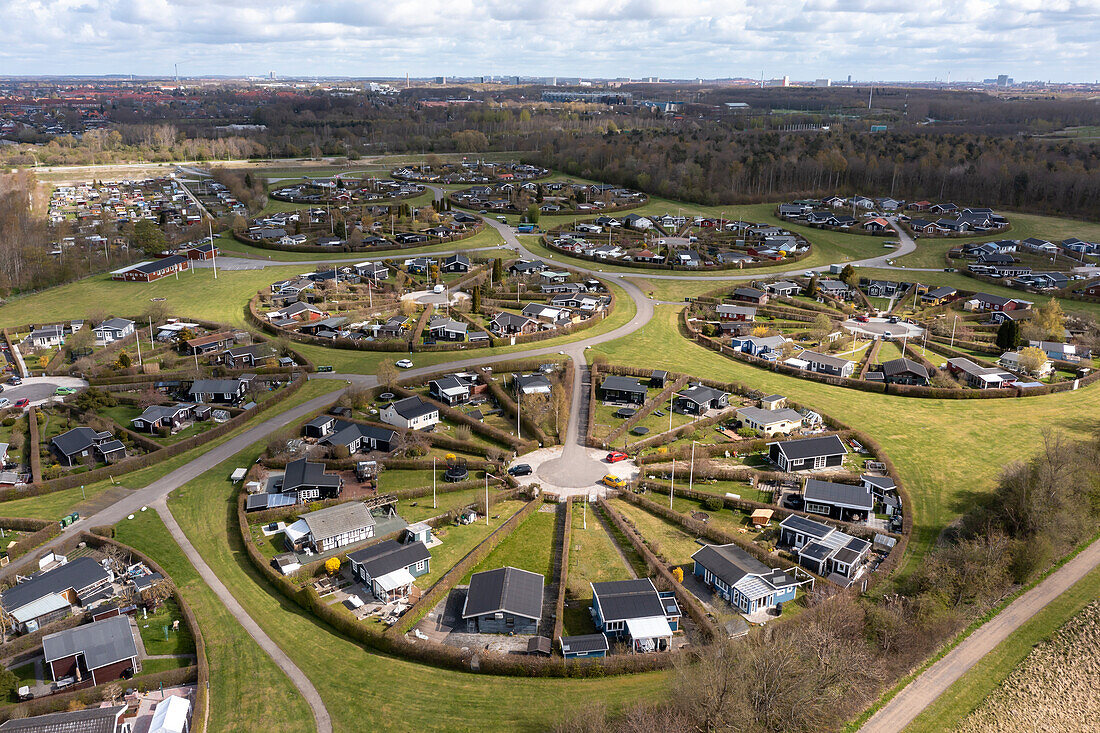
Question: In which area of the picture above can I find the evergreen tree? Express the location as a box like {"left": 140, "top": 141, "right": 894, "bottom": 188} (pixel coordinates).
{"left": 996, "top": 318, "right": 1021, "bottom": 350}
{"left": 491, "top": 258, "right": 504, "bottom": 285}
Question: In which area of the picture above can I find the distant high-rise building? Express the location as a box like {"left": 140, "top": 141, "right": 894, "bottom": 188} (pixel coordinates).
{"left": 997, "top": 74, "right": 1012, "bottom": 86}
{"left": 435, "top": 76, "right": 447, "bottom": 84}
{"left": 269, "top": 71, "right": 275, "bottom": 80}
{"left": 550, "top": 77, "right": 557, "bottom": 86}
{"left": 815, "top": 78, "right": 831, "bottom": 87}
{"left": 512, "top": 76, "right": 521, "bottom": 85}
{"left": 782, "top": 75, "right": 790, "bottom": 87}
{"left": 847, "top": 74, "right": 852, "bottom": 83}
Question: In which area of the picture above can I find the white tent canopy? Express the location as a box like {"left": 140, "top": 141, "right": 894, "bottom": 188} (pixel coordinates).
{"left": 149, "top": 694, "right": 191, "bottom": 733}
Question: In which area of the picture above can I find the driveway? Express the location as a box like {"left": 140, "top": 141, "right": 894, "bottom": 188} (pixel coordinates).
{"left": 508, "top": 446, "right": 640, "bottom": 497}
{"left": 1, "top": 376, "right": 87, "bottom": 408}
{"left": 841, "top": 317, "right": 924, "bottom": 340}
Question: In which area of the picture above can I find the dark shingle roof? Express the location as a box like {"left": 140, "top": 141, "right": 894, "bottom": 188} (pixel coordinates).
{"left": 42, "top": 615, "right": 137, "bottom": 670}
{"left": 0, "top": 557, "right": 110, "bottom": 613}
{"left": 560, "top": 634, "right": 610, "bottom": 655}
{"left": 0, "top": 705, "right": 127, "bottom": 733}
{"left": 591, "top": 579, "right": 666, "bottom": 622}
{"left": 600, "top": 375, "right": 646, "bottom": 394}
{"left": 50, "top": 427, "right": 108, "bottom": 457}
{"left": 462, "top": 566, "right": 544, "bottom": 621}
{"left": 386, "top": 395, "right": 437, "bottom": 421}
{"left": 347, "top": 539, "right": 430, "bottom": 579}
{"left": 804, "top": 479, "right": 874, "bottom": 511}
{"left": 282, "top": 458, "right": 342, "bottom": 493}
{"left": 772, "top": 434, "right": 847, "bottom": 461}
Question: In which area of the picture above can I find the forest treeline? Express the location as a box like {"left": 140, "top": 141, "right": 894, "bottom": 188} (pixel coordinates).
{"left": 554, "top": 429, "right": 1100, "bottom": 733}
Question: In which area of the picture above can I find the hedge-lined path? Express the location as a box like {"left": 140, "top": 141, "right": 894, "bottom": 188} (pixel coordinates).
{"left": 155, "top": 498, "right": 333, "bottom": 733}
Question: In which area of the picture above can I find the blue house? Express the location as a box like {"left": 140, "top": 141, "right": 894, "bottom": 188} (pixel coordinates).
{"left": 691, "top": 543, "right": 800, "bottom": 615}
{"left": 346, "top": 539, "right": 430, "bottom": 602}
{"left": 591, "top": 579, "right": 681, "bottom": 653}
{"left": 559, "top": 633, "right": 610, "bottom": 659}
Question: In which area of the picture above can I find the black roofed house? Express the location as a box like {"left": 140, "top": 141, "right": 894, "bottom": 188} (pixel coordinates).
{"left": 380, "top": 395, "right": 439, "bottom": 430}
{"left": 816, "top": 279, "right": 850, "bottom": 298}
{"left": 188, "top": 378, "right": 247, "bottom": 404}
{"left": 0, "top": 557, "right": 112, "bottom": 633}
{"left": 778, "top": 514, "right": 871, "bottom": 581}
{"left": 599, "top": 375, "right": 647, "bottom": 405}
{"left": 768, "top": 434, "right": 847, "bottom": 472}
{"left": 354, "top": 261, "right": 390, "bottom": 281}
{"left": 691, "top": 543, "right": 800, "bottom": 615}
{"left": 908, "top": 218, "right": 938, "bottom": 233}
{"left": 763, "top": 280, "right": 801, "bottom": 297}
{"left": 284, "top": 502, "right": 375, "bottom": 554}
{"left": 395, "top": 233, "right": 429, "bottom": 245}
{"left": 429, "top": 375, "right": 471, "bottom": 405}
{"left": 306, "top": 416, "right": 396, "bottom": 454}
{"left": 0, "top": 705, "right": 129, "bottom": 733}
{"left": 130, "top": 403, "right": 193, "bottom": 433}
{"left": 880, "top": 357, "right": 929, "bottom": 385}
{"left": 42, "top": 615, "right": 138, "bottom": 687}
{"left": 509, "top": 260, "right": 546, "bottom": 276}
{"left": 442, "top": 253, "right": 470, "bottom": 272}
{"left": 223, "top": 342, "right": 279, "bottom": 368}
{"left": 347, "top": 539, "right": 430, "bottom": 602}
{"left": 673, "top": 384, "right": 729, "bottom": 415}
{"left": 650, "top": 370, "right": 668, "bottom": 388}
{"left": 591, "top": 579, "right": 681, "bottom": 653}
{"left": 803, "top": 478, "right": 874, "bottom": 521}
{"left": 732, "top": 286, "right": 768, "bottom": 305}
{"left": 462, "top": 566, "right": 544, "bottom": 634}
{"left": 279, "top": 457, "right": 343, "bottom": 502}
{"left": 50, "top": 427, "right": 125, "bottom": 467}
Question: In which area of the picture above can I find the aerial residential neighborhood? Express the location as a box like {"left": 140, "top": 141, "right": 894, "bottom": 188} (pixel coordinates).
{"left": 0, "top": 14, "right": 1097, "bottom": 733}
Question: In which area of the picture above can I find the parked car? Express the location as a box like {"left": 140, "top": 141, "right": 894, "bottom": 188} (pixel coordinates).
{"left": 507, "top": 464, "right": 532, "bottom": 477}
{"left": 602, "top": 475, "right": 627, "bottom": 489}
{"left": 54, "top": 386, "right": 77, "bottom": 395}
{"left": 605, "top": 451, "right": 628, "bottom": 463}
{"left": 0, "top": 398, "right": 9, "bottom": 409}
{"left": 13, "top": 398, "right": 28, "bottom": 410}
{"left": 316, "top": 365, "right": 334, "bottom": 372}
{"left": 783, "top": 494, "right": 805, "bottom": 510}
{"left": 396, "top": 359, "right": 414, "bottom": 369}
{"left": 8, "top": 376, "right": 21, "bottom": 386}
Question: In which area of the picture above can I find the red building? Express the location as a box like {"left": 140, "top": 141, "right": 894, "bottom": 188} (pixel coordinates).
{"left": 111, "top": 254, "right": 190, "bottom": 282}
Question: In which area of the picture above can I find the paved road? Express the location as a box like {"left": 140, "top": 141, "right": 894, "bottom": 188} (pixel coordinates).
{"left": 860, "top": 536, "right": 1100, "bottom": 733}
{"left": 156, "top": 499, "right": 333, "bottom": 733}
{"left": 0, "top": 376, "right": 87, "bottom": 408}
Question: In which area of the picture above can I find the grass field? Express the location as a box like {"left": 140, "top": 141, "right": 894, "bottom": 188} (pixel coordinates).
{"left": 563, "top": 502, "right": 636, "bottom": 634}
{"left": 163, "top": 443, "right": 669, "bottom": 732}
{"left": 609, "top": 498, "right": 701, "bottom": 567}
{"left": 903, "top": 561, "right": 1100, "bottom": 733}
{"left": 464, "top": 506, "right": 558, "bottom": 581}
{"left": 137, "top": 597, "right": 196, "bottom": 657}
{"left": 590, "top": 303, "right": 1100, "bottom": 577}
{"left": 114, "top": 510, "right": 316, "bottom": 732}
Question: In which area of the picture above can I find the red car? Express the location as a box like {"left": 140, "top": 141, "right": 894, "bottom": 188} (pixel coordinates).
{"left": 856, "top": 315, "right": 870, "bottom": 323}
{"left": 606, "top": 451, "right": 628, "bottom": 463}
{"left": 13, "top": 398, "right": 28, "bottom": 409}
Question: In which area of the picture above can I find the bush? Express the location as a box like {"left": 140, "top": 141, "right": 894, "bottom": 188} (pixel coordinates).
{"left": 704, "top": 497, "right": 723, "bottom": 512}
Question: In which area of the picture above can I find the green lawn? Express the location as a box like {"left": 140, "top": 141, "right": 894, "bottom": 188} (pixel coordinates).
{"left": 608, "top": 498, "right": 701, "bottom": 567}
{"left": 903, "top": 561, "right": 1100, "bottom": 733}
{"left": 465, "top": 507, "right": 557, "bottom": 581}
{"left": 136, "top": 597, "right": 196, "bottom": 657}
{"left": 590, "top": 303, "right": 1100, "bottom": 578}
{"left": 114, "top": 510, "right": 315, "bottom": 733}
{"left": 417, "top": 500, "right": 526, "bottom": 588}
{"left": 395, "top": 487, "right": 498, "bottom": 524}
{"left": 564, "top": 502, "right": 636, "bottom": 634}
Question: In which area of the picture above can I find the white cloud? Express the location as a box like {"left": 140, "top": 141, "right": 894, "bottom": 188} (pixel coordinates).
{"left": 0, "top": 0, "right": 1096, "bottom": 81}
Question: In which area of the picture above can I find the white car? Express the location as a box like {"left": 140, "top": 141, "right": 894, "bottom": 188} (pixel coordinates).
{"left": 396, "top": 359, "right": 414, "bottom": 369}
{"left": 0, "top": 398, "right": 9, "bottom": 409}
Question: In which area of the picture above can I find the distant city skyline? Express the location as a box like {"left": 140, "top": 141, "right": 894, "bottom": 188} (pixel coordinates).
{"left": 1, "top": 0, "right": 1097, "bottom": 83}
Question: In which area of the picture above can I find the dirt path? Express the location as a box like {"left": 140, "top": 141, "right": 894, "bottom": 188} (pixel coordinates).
{"left": 860, "top": 536, "right": 1100, "bottom": 733}
{"left": 155, "top": 500, "right": 333, "bottom": 733}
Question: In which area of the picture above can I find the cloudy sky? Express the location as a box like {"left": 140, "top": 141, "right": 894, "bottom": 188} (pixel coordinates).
{"left": 1, "top": 0, "right": 1097, "bottom": 82}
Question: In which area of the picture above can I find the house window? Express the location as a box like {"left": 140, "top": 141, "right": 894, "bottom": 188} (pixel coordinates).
{"left": 806, "top": 502, "right": 831, "bottom": 516}
{"left": 813, "top": 455, "right": 827, "bottom": 469}
{"left": 414, "top": 560, "right": 427, "bottom": 572}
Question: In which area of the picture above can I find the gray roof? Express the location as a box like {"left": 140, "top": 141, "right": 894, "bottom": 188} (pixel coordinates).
{"left": 1, "top": 557, "right": 110, "bottom": 613}
{"left": 347, "top": 539, "right": 430, "bottom": 579}
{"left": 0, "top": 705, "right": 127, "bottom": 733}
{"left": 779, "top": 513, "right": 835, "bottom": 540}
{"left": 462, "top": 566, "right": 544, "bottom": 621}
{"left": 798, "top": 350, "right": 855, "bottom": 370}
{"left": 42, "top": 615, "right": 137, "bottom": 670}
{"left": 300, "top": 502, "right": 375, "bottom": 543}
{"left": 50, "top": 427, "right": 111, "bottom": 457}
{"left": 515, "top": 373, "right": 552, "bottom": 392}
{"left": 676, "top": 384, "right": 728, "bottom": 405}
{"left": 133, "top": 403, "right": 191, "bottom": 423}
{"left": 882, "top": 358, "right": 929, "bottom": 379}
{"left": 862, "top": 474, "right": 897, "bottom": 490}
{"left": 691, "top": 544, "right": 798, "bottom": 599}
{"left": 93, "top": 317, "right": 133, "bottom": 332}
{"left": 559, "top": 634, "right": 609, "bottom": 655}
{"left": 189, "top": 378, "right": 244, "bottom": 395}
{"left": 804, "top": 479, "right": 874, "bottom": 511}
{"left": 282, "top": 458, "right": 342, "bottom": 493}
{"left": 591, "top": 578, "right": 667, "bottom": 622}
{"left": 771, "top": 434, "right": 847, "bottom": 461}
{"left": 737, "top": 406, "right": 803, "bottom": 425}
